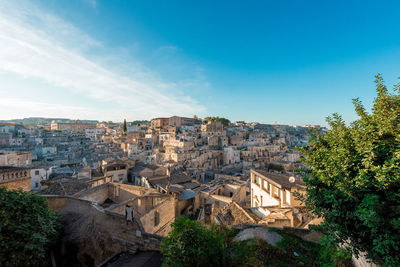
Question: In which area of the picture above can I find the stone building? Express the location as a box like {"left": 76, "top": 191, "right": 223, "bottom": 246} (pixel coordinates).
{"left": 130, "top": 163, "right": 168, "bottom": 187}
{"left": 0, "top": 166, "right": 31, "bottom": 191}
{"left": 50, "top": 120, "right": 97, "bottom": 133}
{"left": 150, "top": 118, "right": 169, "bottom": 129}
{"left": 151, "top": 116, "right": 198, "bottom": 129}
{"left": 223, "top": 147, "right": 241, "bottom": 165}
{"left": 0, "top": 151, "right": 32, "bottom": 167}
{"left": 201, "top": 121, "right": 225, "bottom": 136}
{"left": 0, "top": 133, "right": 12, "bottom": 146}
{"left": 168, "top": 116, "right": 197, "bottom": 127}
{"left": 101, "top": 159, "right": 128, "bottom": 183}
{"left": 85, "top": 127, "right": 106, "bottom": 141}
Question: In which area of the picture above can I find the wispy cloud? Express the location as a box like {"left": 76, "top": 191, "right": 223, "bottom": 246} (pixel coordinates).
{"left": 0, "top": 0, "right": 207, "bottom": 121}
{"left": 0, "top": 98, "right": 101, "bottom": 119}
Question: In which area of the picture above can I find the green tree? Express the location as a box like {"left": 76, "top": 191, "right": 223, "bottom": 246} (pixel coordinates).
{"left": 123, "top": 119, "right": 127, "bottom": 134}
{"left": 161, "top": 216, "right": 227, "bottom": 267}
{"left": 0, "top": 188, "right": 60, "bottom": 266}
{"left": 298, "top": 74, "right": 400, "bottom": 266}
{"left": 205, "top": 116, "right": 231, "bottom": 126}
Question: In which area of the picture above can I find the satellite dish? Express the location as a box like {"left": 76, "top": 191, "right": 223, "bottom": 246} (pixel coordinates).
{"left": 289, "top": 176, "right": 295, "bottom": 183}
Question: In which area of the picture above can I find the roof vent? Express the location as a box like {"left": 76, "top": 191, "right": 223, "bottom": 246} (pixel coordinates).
{"left": 289, "top": 176, "right": 295, "bottom": 183}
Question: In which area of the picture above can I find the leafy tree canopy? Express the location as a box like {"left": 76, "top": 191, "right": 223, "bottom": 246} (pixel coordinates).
{"left": 161, "top": 217, "right": 351, "bottom": 267}
{"left": 298, "top": 74, "right": 400, "bottom": 266}
{"left": 161, "top": 216, "right": 227, "bottom": 267}
{"left": 0, "top": 188, "right": 60, "bottom": 266}
{"left": 131, "top": 120, "right": 149, "bottom": 125}
{"left": 204, "top": 116, "right": 231, "bottom": 126}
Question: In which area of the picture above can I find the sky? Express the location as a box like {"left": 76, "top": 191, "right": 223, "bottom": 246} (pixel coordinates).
{"left": 1, "top": 0, "right": 400, "bottom": 125}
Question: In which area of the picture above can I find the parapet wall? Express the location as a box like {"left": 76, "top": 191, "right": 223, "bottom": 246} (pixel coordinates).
{"left": 73, "top": 183, "right": 112, "bottom": 204}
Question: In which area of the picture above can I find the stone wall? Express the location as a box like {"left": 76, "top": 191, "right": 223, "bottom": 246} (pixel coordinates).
{"left": 140, "top": 197, "right": 175, "bottom": 236}
{"left": 74, "top": 183, "right": 151, "bottom": 205}
{"left": 86, "top": 176, "right": 113, "bottom": 188}
{"left": 118, "top": 187, "right": 139, "bottom": 202}
{"left": 45, "top": 196, "right": 163, "bottom": 267}
{"left": 232, "top": 185, "right": 247, "bottom": 205}
{"left": 74, "top": 184, "right": 111, "bottom": 204}
{"left": 118, "top": 183, "right": 149, "bottom": 196}
{"left": 176, "top": 198, "right": 193, "bottom": 216}
{"left": 0, "top": 177, "right": 30, "bottom": 191}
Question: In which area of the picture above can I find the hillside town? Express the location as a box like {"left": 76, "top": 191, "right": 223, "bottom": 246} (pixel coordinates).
{"left": 0, "top": 116, "right": 326, "bottom": 265}
{"left": 0, "top": 116, "right": 324, "bottom": 192}
{"left": 3, "top": 0, "right": 400, "bottom": 264}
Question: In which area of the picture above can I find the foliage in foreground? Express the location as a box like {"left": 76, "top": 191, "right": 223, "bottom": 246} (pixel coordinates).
{"left": 298, "top": 74, "right": 400, "bottom": 266}
{"left": 161, "top": 216, "right": 227, "bottom": 267}
{"left": 0, "top": 187, "right": 60, "bottom": 266}
{"left": 161, "top": 216, "right": 351, "bottom": 267}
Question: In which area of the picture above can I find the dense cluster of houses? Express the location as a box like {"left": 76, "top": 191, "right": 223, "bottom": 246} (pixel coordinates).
{"left": 0, "top": 116, "right": 325, "bottom": 264}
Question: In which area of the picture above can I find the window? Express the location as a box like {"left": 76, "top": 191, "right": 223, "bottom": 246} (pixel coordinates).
{"left": 35, "top": 182, "right": 39, "bottom": 188}
{"left": 253, "top": 175, "right": 260, "bottom": 186}
{"left": 35, "top": 170, "right": 39, "bottom": 175}
{"left": 262, "top": 180, "right": 268, "bottom": 192}
{"left": 274, "top": 187, "right": 279, "bottom": 197}
{"left": 154, "top": 211, "right": 160, "bottom": 226}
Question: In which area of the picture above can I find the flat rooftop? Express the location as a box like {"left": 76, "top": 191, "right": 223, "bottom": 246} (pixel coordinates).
{"left": 252, "top": 169, "right": 304, "bottom": 189}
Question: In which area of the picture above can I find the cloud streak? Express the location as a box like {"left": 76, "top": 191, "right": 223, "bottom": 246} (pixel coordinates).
{"left": 0, "top": 0, "right": 206, "bottom": 121}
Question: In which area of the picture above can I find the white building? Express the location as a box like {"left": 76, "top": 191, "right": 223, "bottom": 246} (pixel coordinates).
{"left": 30, "top": 167, "right": 50, "bottom": 191}
{"left": 250, "top": 169, "right": 305, "bottom": 209}
{"left": 85, "top": 128, "right": 106, "bottom": 141}
{"left": 42, "top": 146, "right": 57, "bottom": 156}
{"left": 127, "top": 125, "right": 139, "bottom": 132}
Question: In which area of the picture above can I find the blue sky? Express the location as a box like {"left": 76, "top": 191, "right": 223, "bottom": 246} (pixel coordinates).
{"left": 1, "top": 0, "right": 400, "bottom": 125}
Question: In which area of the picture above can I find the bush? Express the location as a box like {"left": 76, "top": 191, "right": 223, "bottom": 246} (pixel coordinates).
{"left": 0, "top": 187, "right": 60, "bottom": 266}
{"left": 161, "top": 216, "right": 227, "bottom": 267}
{"left": 162, "top": 217, "right": 352, "bottom": 267}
